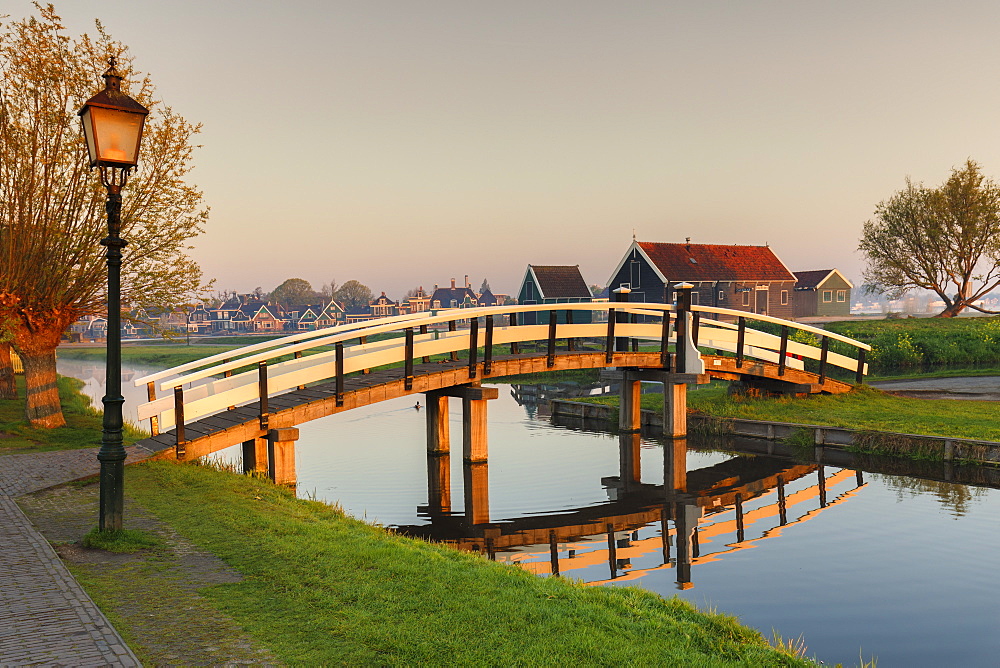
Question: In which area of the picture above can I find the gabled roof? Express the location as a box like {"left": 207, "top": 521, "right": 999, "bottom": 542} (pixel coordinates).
{"left": 478, "top": 288, "right": 498, "bottom": 306}
{"left": 622, "top": 241, "right": 795, "bottom": 283}
{"left": 527, "top": 265, "right": 590, "bottom": 299}
{"left": 793, "top": 269, "right": 854, "bottom": 290}
{"left": 430, "top": 286, "right": 477, "bottom": 306}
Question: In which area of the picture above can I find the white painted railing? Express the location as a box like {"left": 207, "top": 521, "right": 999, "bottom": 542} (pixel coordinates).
{"left": 133, "top": 301, "right": 870, "bottom": 435}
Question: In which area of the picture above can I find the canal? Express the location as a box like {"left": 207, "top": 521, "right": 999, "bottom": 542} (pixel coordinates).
{"left": 59, "top": 357, "right": 1000, "bottom": 667}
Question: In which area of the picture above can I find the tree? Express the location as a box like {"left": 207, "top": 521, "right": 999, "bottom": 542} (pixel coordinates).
{"left": 589, "top": 284, "right": 605, "bottom": 297}
{"left": 270, "top": 278, "right": 315, "bottom": 309}
{"left": 319, "top": 280, "right": 339, "bottom": 299}
{"left": 0, "top": 6, "right": 210, "bottom": 426}
{"left": 860, "top": 160, "right": 1000, "bottom": 317}
{"left": 479, "top": 279, "right": 491, "bottom": 294}
{"left": 334, "top": 280, "right": 373, "bottom": 311}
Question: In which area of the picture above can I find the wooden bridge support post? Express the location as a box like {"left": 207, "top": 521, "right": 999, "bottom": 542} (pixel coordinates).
{"left": 241, "top": 437, "right": 269, "bottom": 474}
{"left": 463, "top": 461, "right": 490, "bottom": 525}
{"left": 663, "top": 382, "right": 688, "bottom": 438}
{"left": 426, "top": 452, "right": 451, "bottom": 514}
{"left": 463, "top": 397, "right": 489, "bottom": 462}
{"left": 619, "top": 369, "right": 642, "bottom": 432}
{"left": 425, "top": 392, "right": 451, "bottom": 454}
{"left": 267, "top": 427, "right": 299, "bottom": 487}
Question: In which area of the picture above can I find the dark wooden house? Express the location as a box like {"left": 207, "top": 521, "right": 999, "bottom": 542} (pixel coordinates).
{"left": 430, "top": 279, "right": 478, "bottom": 310}
{"left": 516, "top": 265, "right": 593, "bottom": 324}
{"left": 606, "top": 240, "right": 797, "bottom": 319}
{"left": 792, "top": 269, "right": 853, "bottom": 318}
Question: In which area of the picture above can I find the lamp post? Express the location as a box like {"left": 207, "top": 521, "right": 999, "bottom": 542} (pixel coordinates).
{"left": 79, "top": 57, "right": 149, "bottom": 531}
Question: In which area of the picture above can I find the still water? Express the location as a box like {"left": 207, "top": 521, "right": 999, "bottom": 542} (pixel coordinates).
{"left": 60, "top": 357, "right": 1000, "bottom": 667}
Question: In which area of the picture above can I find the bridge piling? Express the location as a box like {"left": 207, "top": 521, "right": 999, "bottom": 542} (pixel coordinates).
{"left": 618, "top": 369, "right": 642, "bottom": 432}
{"left": 425, "top": 393, "right": 451, "bottom": 454}
{"left": 462, "top": 397, "right": 488, "bottom": 462}
{"left": 242, "top": 438, "right": 268, "bottom": 474}
{"left": 267, "top": 427, "right": 298, "bottom": 487}
{"left": 663, "top": 383, "right": 687, "bottom": 438}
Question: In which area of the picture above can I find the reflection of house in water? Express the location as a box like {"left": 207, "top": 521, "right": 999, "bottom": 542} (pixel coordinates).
{"left": 509, "top": 382, "right": 616, "bottom": 419}
{"left": 395, "top": 434, "right": 865, "bottom": 590}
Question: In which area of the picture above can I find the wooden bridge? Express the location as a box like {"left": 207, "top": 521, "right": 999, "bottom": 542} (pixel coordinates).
{"left": 132, "top": 286, "right": 870, "bottom": 483}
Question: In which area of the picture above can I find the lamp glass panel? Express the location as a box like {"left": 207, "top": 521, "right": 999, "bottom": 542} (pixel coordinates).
{"left": 91, "top": 107, "right": 143, "bottom": 165}
{"left": 80, "top": 107, "right": 99, "bottom": 165}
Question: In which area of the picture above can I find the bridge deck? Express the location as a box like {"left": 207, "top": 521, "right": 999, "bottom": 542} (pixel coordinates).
{"left": 136, "top": 350, "right": 852, "bottom": 461}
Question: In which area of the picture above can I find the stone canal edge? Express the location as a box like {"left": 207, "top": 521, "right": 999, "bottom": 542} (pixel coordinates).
{"left": 550, "top": 399, "right": 1000, "bottom": 466}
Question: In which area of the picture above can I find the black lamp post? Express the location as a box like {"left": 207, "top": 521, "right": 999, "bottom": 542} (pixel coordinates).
{"left": 79, "top": 57, "right": 149, "bottom": 531}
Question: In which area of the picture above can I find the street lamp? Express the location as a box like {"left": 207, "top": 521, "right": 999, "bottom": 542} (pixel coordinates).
{"left": 79, "top": 57, "right": 149, "bottom": 531}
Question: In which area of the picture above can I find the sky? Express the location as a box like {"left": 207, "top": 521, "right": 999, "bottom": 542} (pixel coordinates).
{"left": 33, "top": 1, "right": 1000, "bottom": 299}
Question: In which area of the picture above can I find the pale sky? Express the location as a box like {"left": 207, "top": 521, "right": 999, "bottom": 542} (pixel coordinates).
{"left": 41, "top": 1, "right": 1000, "bottom": 298}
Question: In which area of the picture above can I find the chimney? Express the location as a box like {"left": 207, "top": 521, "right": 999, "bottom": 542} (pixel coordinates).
{"left": 465, "top": 275, "right": 469, "bottom": 288}
{"left": 434, "top": 283, "right": 438, "bottom": 291}
{"left": 451, "top": 278, "right": 456, "bottom": 289}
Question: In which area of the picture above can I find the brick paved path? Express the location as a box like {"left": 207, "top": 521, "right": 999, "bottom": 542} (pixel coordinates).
{"left": 0, "top": 446, "right": 151, "bottom": 667}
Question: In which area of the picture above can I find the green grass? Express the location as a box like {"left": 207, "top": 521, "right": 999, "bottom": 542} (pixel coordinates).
{"left": 825, "top": 316, "right": 1000, "bottom": 369}
{"left": 579, "top": 382, "right": 1000, "bottom": 442}
{"left": 81, "top": 527, "right": 162, "bottom": 553}
{"left": 0, "top": 376, "right": 146, "bottom": 453}
{"left": 59, "top": 345, "right": 245, "bottom": 369}
{"left": 119, "top": 460, "right": 810, "bottom": 666}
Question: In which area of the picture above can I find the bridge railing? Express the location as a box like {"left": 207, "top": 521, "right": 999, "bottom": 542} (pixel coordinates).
{"left": 133, "top": 302, "right": 869, "bottom": 435}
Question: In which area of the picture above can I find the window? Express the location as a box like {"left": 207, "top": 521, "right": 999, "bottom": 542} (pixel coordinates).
{"left": 742, "top": 291, "right": 750, "bottom": 307}
{"left": 780, "top": 290, "right": 788, "bottom": 305}
{"left": 822, "top": 290, "right": 833, "bottom": 303}
{"left": 837, "top": 290, "right": 847, "bottom": 302}
{"left": 718, "top": 290, "right": 725, "bottom": 301}
{"left": 691, "top": 292, "right": 699, "bottom": 305}
{"left": 630, "top": 260, "right": 640, "bottom": 288}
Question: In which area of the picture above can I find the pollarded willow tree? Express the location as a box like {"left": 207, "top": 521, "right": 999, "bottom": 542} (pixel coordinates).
{"left": 859, "top": 160, "right": 1000, "bottom": 318}
{"left": 0, "top": 5, "right": 211, "bottom": 427}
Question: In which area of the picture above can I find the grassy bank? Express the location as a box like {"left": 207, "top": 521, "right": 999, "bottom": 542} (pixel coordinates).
{"left": 578, "top": 383, "right": 1000, "bottom": 442}
{"left": 826, "top": 316, "right": 1000, "bottom": 369}
{"left": 97, "top": 460, "right": 809, "bottom": 666}
{"left": 0, "top": 376, "right": 145, "bottom": 453}
{"left": 58, "top": 344, "right": 245, "bottom": 369}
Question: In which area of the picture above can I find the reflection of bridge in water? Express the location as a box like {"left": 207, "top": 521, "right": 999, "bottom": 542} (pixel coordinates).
{"left": 394, "top": 434, "right": 865, "bottom": 589}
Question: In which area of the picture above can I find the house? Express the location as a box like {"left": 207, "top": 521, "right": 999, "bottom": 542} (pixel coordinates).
{"left": 792, "top": 269, "right": 853, "bottom": 318}
{"left": 606, "top": 240, "right": 796, "bottom": 319}
{"left": 516, "top": 265, "right": 593, "bottom": 324}
{"left": 315, "top": 300, "right": 346, "bottom": 329}
{"left": 287, "top": 304, "right": 324, "bottom": 331}
{"left": 344, "top": 306, "right": 374, "bottom": 324}
{"left": 209, "top": 294, "right": 245, "bottom": 332}
{"left": 370, "top": 292, "right": 399, "bottom": 318}
{"left": 403, "top": 287, "right": 432, "bottom": 314}
{"left": 429, "top": 279, "right": 478, "bottom": 311}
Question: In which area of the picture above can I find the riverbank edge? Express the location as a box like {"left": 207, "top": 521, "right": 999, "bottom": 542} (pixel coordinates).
{"left": 2, "top": 382, "right": 813, "bottom": 665}
{"left": 552, "top": 399, "right": 1000, "bottom": 465}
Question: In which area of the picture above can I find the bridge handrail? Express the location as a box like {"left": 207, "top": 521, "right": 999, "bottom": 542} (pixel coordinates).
{"left": 134, "top": 302, "right": 677, "bottom": 389}
{"left": 135, "top": 301, "right": 870, "bottom": 394}
{"left": 691, "top": 306, "right": 871, "bottom": 351}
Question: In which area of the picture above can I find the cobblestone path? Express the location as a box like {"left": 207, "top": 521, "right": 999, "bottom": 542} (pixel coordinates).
{"left": 0, "top": 446, "right": 151, "bottom": 667}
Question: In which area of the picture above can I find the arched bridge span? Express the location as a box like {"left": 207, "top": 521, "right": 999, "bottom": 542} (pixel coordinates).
{"left": 131, "top": 298, "right": 869, "bottom": 464}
